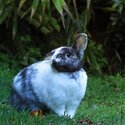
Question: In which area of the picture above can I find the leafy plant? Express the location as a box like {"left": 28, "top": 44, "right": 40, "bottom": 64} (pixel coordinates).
{"left": 103, "top": 0, "right": 125, "bottom": 73}
{"left": 85, "top": 41, "right": 108, "bottom": 74}
{"left": 0, "top": 0, "right": 74, "bottom": 35}
{"left": 0, "top": 0, "right": 125, "bottom": 73}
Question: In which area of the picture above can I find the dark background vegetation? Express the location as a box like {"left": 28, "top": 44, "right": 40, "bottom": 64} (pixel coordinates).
{"left": 0, "top": 0, "right": 125, "bottom": 75}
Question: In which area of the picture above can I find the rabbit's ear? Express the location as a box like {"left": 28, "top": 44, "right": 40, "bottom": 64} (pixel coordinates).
{"left": 72, "top": 33, "right": 88, "bottom": 60}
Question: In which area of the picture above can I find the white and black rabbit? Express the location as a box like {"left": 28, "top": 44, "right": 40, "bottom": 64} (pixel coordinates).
{"left": 11, "top": 33, "right": 88, "bottom": 118}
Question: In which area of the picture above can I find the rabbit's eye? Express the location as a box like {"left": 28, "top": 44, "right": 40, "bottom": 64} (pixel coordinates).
{"left": 65, "top": 53, "right": 71, "bottom": 58}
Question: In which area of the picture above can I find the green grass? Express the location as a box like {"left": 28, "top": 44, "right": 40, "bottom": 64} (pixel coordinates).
{"left": 0, "top": 64, "right": 125, "bottom": 125}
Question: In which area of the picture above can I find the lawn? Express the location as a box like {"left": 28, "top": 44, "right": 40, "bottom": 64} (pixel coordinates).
{"left": 0, "top": 63, "right": 125, "bottom": 125}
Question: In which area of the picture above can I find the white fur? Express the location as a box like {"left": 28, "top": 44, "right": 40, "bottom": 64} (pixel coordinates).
{"left": 30, "top": 60, "right": 87, "bottom": 118}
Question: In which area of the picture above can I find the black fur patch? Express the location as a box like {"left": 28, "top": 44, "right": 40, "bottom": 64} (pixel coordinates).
{"left": 11, "top": 87, "right": 51, "bottom": 112}
{"left": 52, "top": 47, "right": 81, "bottom": 72}
{"left": 11, "top": 67, "right": 51, "bottom": 113}
{"left": 11, "top": 88, "right": 28, "bottom": 111}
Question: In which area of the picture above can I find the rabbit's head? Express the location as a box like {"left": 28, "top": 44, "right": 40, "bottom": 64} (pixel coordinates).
{"left": 45, "top": 33, "right": 88, "bottom": 72}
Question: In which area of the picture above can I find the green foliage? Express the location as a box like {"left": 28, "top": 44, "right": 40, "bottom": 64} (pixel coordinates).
{"left": 0, "top": 53, "right": 20, "bottom": 70}
{"left": 0, "top": 0, "right": 72, "bottom": 35}
{"left": 112, "top": 0, "right": 125, "bottom": 14}
{"left": 86, "top": 41, "right": 108, "bottom": 74}
{"left": 104, "top": 0, "right": 125, "bottom": 74}
{"left": 0, "top": 0, "right": 125, "bottom": 73}
{"left": 15, "top": 34, "right": 42, "bottom": 65}
{"left": 0, "top": 0, "right": 105, "bottom": 74}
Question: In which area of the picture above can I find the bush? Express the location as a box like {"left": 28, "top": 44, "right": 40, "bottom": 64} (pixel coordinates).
{"left": 0, "top": 0, "right": 125, "bottom": 74}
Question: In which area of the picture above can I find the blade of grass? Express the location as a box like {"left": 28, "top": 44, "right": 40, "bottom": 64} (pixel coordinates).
{"left": 52, "top": 0, "right": 65, "bottom": 28}
{"left": 40, "top": 0, "right": 47, "bottom": 22}
{"left": 52, "top": 0, "right": 64, "bottom": 16}
{"left": 12, "top": 14, "right": 18, "bottom": 39}
{"left": 18, "top": 0, "right": 26, "bottom": 12}
{"left": 73, "top": 0, "right": 78, "bottom": 20}
{"left": 63, "top": 1, "right": 74, "bottom": 21}
{"left": 30, "top": 0, "right": 40, "bottom": 21}
{"left": 84, "top": 0, "right": 91, "bottom": 32}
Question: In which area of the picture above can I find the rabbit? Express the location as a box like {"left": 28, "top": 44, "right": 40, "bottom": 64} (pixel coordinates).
{"left": 11, "top": 33, "right": 88, "bottom": 118}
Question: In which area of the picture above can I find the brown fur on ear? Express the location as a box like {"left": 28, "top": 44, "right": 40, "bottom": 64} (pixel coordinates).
{"left": 73, "top": 33, "right": 88, "bottom": 50}
{"left": 72, "top": 33, "right": 88, "bottom": 59}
